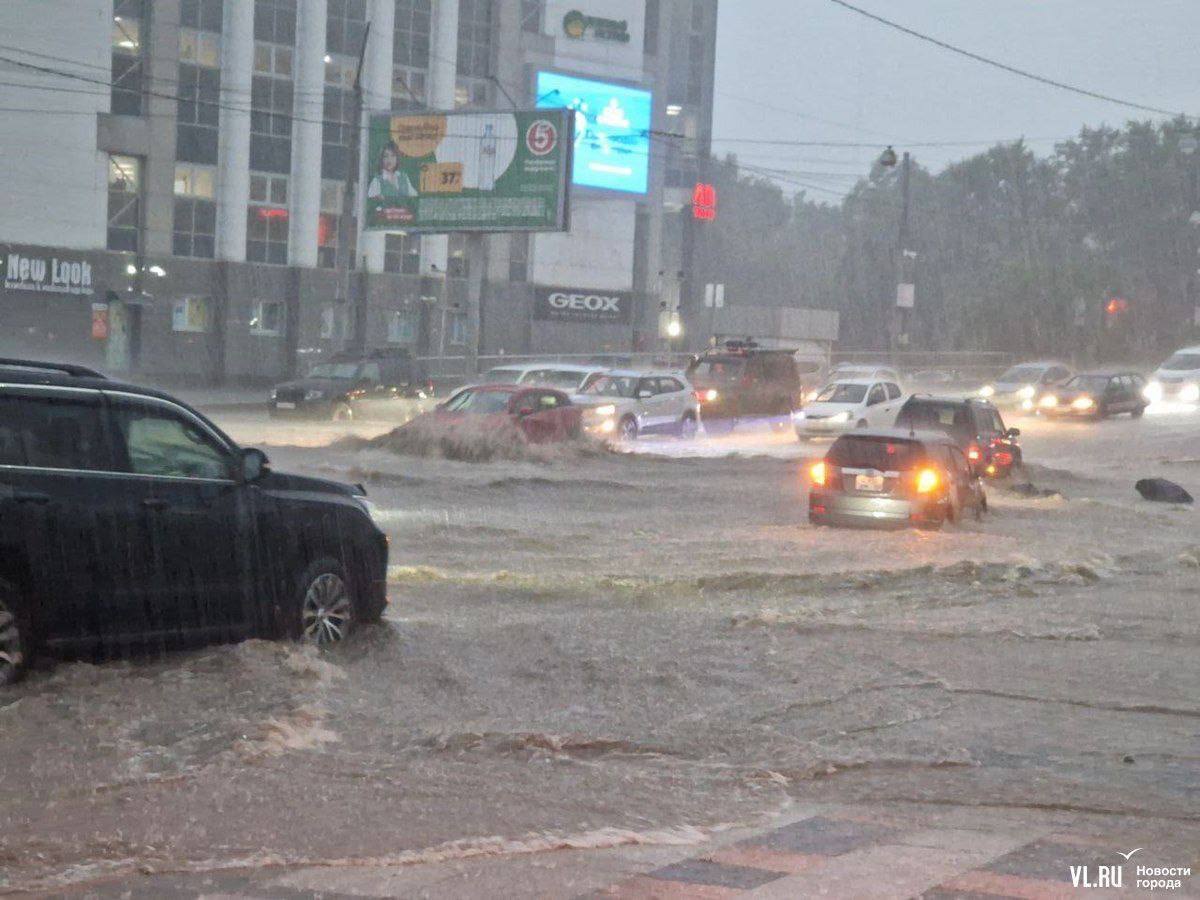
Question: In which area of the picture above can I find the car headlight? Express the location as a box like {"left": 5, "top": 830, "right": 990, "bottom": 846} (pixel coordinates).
{"left": 1019, "top": 385, "right": 1036, "bottom": 400}
{"left": 979, "top": 385, "right": 995, "bottom": 398}
{"left": 1181, "top": 383, "right": 1199, "bottom": 404}
{"left": 1072, "top": 396, "right": 1094, "bottom": 410}
{"left": 804, "top": 390, "right": 819, "bottom": 402}
{"left": 1144, "top": 381, "right": 1163, "bottom": 402}
{"left": 304, "top": 389, "right": 325, "bottom": 401}
{"left": 593, "top": 404, "right": 617, "bottom": 417}
{"left": 793, "top": 410, "right": 806, "bottom": 420}
{"left": 832, "top": 411, "right": 851, "bottom": 423}
{"left": 704, "top": 388, "right": 719, "bottom": 402}
{"left": 1021, "top": 398, "right": 1034, "bottom": 411}
{"left": 599, "top": 418, "right": 615, "bottom": 433}
{"left": 1040, "top": 395, "right": 1058, "bottom": 408}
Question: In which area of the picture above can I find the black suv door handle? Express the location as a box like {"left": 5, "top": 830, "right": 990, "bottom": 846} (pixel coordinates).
{"left": 142, "top": 497, "right": 170, "bottom": 511}
{"left": 12, "top": 490, "right": 50, "bottom": 505}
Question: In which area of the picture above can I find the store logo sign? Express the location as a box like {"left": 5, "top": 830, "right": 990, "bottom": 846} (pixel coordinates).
{"left": 2, "top": 248, "right": 94, "bottom": 296}
{"left": 562, "top": 10, "right": 631, "bottom": 43}
{"left": 534, "top": 285, "right": 631, "bottom": 324}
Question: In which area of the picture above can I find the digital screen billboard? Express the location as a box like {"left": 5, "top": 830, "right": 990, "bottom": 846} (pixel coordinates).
{"left": 362, "top": 109, "right": 572, "bottom": 233}
{"left": 535, "top": 71, "right": 651, "bottom": 195}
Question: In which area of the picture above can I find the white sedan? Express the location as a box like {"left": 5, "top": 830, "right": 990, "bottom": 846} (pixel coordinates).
{"left": 793, "top": 379, "right": 905, "bottom": 439}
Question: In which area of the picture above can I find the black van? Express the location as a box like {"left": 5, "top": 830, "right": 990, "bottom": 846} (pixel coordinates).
{"left": 686, "top": 340, "right": 801, "bottom": 425}
{"left": 270, "top": 348, "right": 433, "bottom": 421}
{"left": 0, "top": 360, "right": 389, "bottom": 685}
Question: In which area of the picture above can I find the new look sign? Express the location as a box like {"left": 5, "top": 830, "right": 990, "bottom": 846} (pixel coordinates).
{"left": 533, "top": 285, "right": 631, "bottom": 324}
{"left": 2, "top": 247, "right": 94, "bottom": 296}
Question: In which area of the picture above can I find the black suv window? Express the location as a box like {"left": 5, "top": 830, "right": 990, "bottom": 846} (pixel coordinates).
{"left": 897, "top": 400, "right": 972, "bottom": 436}
{"left": 973, "top": 406, "right": 1005, "bottom": 435}
{"left": 0, "top": 392, "right": 111, "bottom": 471}
{"left": 111, "top": 399, "right": 232, "bottom": 480}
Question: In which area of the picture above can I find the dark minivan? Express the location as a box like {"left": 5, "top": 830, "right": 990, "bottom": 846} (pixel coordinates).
{"left": 0, "top": 360, "right": 388, "bottom": 685}
{"left": 894, "top": 395, "right": 1022, "bottom": 477}
{"left": 271, "top": 348, "right": 433, "bottom": 421}
{"left": 686, "top": 340, "right": 801, "bottom": 426}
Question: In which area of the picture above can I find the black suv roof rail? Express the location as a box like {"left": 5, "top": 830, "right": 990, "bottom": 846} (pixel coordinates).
{"left": 0, "top": 358, "right": 106, "bottom": 379}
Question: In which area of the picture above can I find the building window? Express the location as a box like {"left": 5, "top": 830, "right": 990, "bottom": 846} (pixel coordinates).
{"left": 107, "top": 154, "right": 141, "bottom": 252}
{"left": 687, "top": 35, "right": 706, "bottom": 105}
{"left": 247, "top": 173, "right": 289, "bottom": 264}
{"left": 387, "top": 310, "right": 418, "bottom": 344}
{"left": 322, "top": 60, "right": 356, "bottom": 180}
{"left": 251, "top": 70, "right": 294, "bottom": 173}
{"left": 254, "top": 0, "right": 296, "bottom": 44}
{"left": 644, "top": 0, "right": 659, "bottom": 55}
{"left": 384, "top": 233, "right": 421, "bottom": 274}
{"left": 176, "top": 60, "right": 221, "bottom": 164}
{"left": 445, "top": 310, "right": 467, "bottom": 346}
{"left": 456, "top": 0, "right": 492, "bottom": 78}
{"left": 111, "top": 0, "right": 145, "bottom": 116}
{"left": 447, "top": 233, "right": 468, "bottom": 278}
{"left": 454, "top": 78, "right": 490, "bottom": 109}
{"left": 172, "top": 297, "right": 211, "bottom": 332}
{"left": 179, "top": 27, "right": 221, "bottom": 66}
{"left": 520, "top": 0, "right": 542, "bottom": 34}
{"left": 392, "top": 67, "right": 427, "bottom": 110}
{"left": 508, "top": 233, "right": 528, "bottom": 283}
{"left": 173, "top": 164, "right": 216, "bottom": 258}
{"left": 394, "top": 0, "right": 431, "bottom": 69}
{"left": 254, "top": 42, "right": 293, "bottom": 76}
{"left": 249, "top": 300, "right": 285, "bottom": 336}
{"left": 318, "top": 180, "right": 354, "bottom": 269}
{"left": 180, "top": 0, "right": 224, "bottom": 31}
{"left": 321, "top": 303, "right": 349, "bottom": 340}
{"left": 326, "top": 0, "right": 367, "bottom": 56}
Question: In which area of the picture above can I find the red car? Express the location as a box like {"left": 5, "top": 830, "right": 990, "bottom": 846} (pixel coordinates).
{"left": 434, "top": 384, "right": 583, "bottom": 442}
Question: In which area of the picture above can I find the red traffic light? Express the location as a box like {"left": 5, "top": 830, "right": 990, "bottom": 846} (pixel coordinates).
{"left": 692, "top": 182, "right": 716, "bottom": 220}
{"left": 1106, "top": 297, "right": 1129, "bottom": 315}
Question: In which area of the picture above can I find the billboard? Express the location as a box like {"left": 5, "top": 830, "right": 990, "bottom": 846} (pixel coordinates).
{"left": 363, "top": 109, "right": 573, "bottom": 233}
{"left": 533, "top": 284, "right": 632, "bottom": 324}
{"left": 535, "top": 71, "right": 651, "bottom": 194}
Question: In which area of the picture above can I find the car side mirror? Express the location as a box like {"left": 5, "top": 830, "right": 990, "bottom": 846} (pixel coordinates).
{"left": 1006, "top": 427, "right": 1021, "bottom": 438}
{"left": 517, "top": 406, "right": 535, "bottom": 417}
{"left": 240, "top": 447, "right": 269, "bottom": 483}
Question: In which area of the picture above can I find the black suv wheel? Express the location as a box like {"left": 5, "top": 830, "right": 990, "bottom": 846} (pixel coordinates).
{"left": 294, "top": 559, "right": 358, "bottom": 646}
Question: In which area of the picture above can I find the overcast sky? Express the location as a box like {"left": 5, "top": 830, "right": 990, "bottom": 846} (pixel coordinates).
{"left": 712, "top": 0, "right": 1200, "bottom": 200}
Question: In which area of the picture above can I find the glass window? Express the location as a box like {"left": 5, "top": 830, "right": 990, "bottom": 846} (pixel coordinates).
{"left": 828, "top": 436, "right": 921, "bottom": 471}
{"left": 107, "top": 154, "right": 141, "bottom": 252}
{"left": 179, "top": 28, "right": 221, "bottom": 66}
{"left": 0, "top": 394, "right": 111, "bottom": 472}
{"left": 446, "top": 310, "right": 467, "bottom": 346}
{"left": 815, "top": 383, "right": 867, "bottom": 404}
{"left": 444, "top": 388, "right": 510, "bottom": 414}
{"left": 385, "top": 233, "right": 421, "bottom": 274}
{"left": 111, "top": 1, "right": 144, "bottom": 115}
{"left": 180, "top": 0, "right": 224, "bottom": 32}
{"left": 249, "top": 300, "right": 284, "bottom": 335}
{"left": 644, "top": 0, "right": 659, "bottom": 54}
{"left": 886, "top": 383, "right": 901, "bottom": 400}
{"left": 112, "top": 401, "right": 231, "bottom": 480}
{"left": 392, "top": 67, "right": 427, "bottom": 110}
{"left": 326, "top": 0, "right": 367, "bottom": 56}
{"left": 582, "top": 375, "right": 637, "bottom": 398}
{"left": 320, "top": 304, "right": 349, "bottom": 341}
{"left": 394, "top": 0, "right": 431, "bottom": 68}
{"left": 387, "top": 310, "right": 418, "bottom": 344}
{"left": 321, "top": 82, "right": 354, "bottom": 179}
{"left": 250, "top": 74, "right": 293, "bottom": 172}
{"left": 254, "top": 0, "right": 296, "bottom": 44}
{"left": 176, "top": 62, "right": 220, "bottom": 164}
{"left": 456, "top": 0, "right": 493, "bottom": 78}
{"left": 447, "top": 233, "right": 468, "bottom": 277}
{"left": 173, "top": 165, "right": 217, "bottom": 258}
{"left": 509, "top": 233, "right": 528, "bottom": 282}
{"left": 172, "top": 297, "right": 211, "bottom": 332}
{"left": 520, "top": 0, "right": 542, "bottom": 33}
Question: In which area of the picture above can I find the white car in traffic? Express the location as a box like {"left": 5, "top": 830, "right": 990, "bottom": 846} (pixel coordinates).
{"left": 1144, "top": 346, "right": 1200, "bottom": 405}
{"left": 793, "top": 379, "right": 905, "bottom": 439}
{"left": 574, "top": 370, "right": 701, "bottom": 440}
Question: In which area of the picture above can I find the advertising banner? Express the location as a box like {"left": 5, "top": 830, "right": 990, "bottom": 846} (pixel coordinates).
{"left": 1, "top": 245, "right": 95, "bottom": 296}
{"left": 533, "top": 285, "right": 632, "bottom": 324}
{"left": 363, "top": 109, "right": 573, "bottom": 233}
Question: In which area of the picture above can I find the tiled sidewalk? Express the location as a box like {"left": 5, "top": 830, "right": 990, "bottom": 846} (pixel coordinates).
{"left": 598, "top": 808, "right": 1199, "bottom": 899}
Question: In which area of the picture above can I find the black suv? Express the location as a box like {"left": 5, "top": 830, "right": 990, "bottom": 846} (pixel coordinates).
{"left": 893, "top": 395, "right": 1022, "bottom": 477}
{"left": 271, "top": 348, "right": 433, "bottom": 421}
{"left": 0, "top": 360, "right": 388, "bottom": 685}
{"left": 686, "top": 340, "right": 801, "bottom": 426}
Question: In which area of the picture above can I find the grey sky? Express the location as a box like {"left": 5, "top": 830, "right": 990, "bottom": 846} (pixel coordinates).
{"left": 713, "top": 0, "right": 1200, "bottom": 199}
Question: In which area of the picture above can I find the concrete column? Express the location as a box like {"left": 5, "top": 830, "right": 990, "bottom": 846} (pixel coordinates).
{"left": 420, "top": 0, "right": 459, "bottom": 276}
{"left": 289, "top": 0, "right": 327, "bottom": 268}
{"left": 215, "top": 0, "right": 254, "bottom": 260}
{"left": 359, "top": 0, "right": 396, "bottom": 273}
{"left": 142, "top": 0, "right": 181, "bottom": 258}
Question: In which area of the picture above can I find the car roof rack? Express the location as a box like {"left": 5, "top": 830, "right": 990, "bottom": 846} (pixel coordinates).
{"left": 0, "top": 358, "right": 106, "bottom": 378}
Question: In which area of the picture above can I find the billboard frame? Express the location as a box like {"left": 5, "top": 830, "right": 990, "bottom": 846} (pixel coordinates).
{"left": 362, "top": 107, "right": 574, "bottom": 235}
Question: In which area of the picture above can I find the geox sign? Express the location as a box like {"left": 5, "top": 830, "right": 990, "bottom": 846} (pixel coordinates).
{"left": 2, "top": 248, "right": 94, "bottom": 296}
{"left": 534, "top": 285, "right": 631, "bottom": 324}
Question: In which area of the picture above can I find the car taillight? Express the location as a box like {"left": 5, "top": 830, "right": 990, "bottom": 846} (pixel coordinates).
{"left": 915, "top": 467, "right": 940, "bottom": 493}
{"left": 967, "top": 445, "right": 982, "bottom": 462}
{"left": 994, "top": 451, "right": 1013, "bottom": 467}
{"left": 810, "top": 461, "right": 827, "bottom": 487}
{"left": 694, "top": 388, "right": 718, "bottom": 403}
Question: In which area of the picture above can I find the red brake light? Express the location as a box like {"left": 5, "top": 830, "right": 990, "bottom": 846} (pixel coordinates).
{"left": 967, "top": 445, "right": 981, "bottom": 462}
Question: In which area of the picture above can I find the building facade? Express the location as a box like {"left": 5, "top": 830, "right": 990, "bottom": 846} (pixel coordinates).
{"left": 0, "top": 0, "right": 717, "bottom": 383}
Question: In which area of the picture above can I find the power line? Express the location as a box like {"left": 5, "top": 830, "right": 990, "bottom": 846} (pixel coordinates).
{"left": 827, "top": 0, "right": 1189, "bottom": 118}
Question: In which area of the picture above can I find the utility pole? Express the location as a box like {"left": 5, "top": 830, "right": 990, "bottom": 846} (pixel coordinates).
{"left": 898, "top": 150, "right": 912, "bottom": 349}
{"left": 339, "top": 22, "right": 371, "bottom": 352}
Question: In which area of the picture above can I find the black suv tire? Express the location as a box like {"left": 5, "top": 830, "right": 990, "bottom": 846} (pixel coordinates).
{"left": 290, "top": 558, "right": 360, "bottom": 646}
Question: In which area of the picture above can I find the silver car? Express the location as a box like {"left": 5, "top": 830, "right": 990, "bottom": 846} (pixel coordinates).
{"left": 574, "top": 370, "right": 701, "bottom": 440}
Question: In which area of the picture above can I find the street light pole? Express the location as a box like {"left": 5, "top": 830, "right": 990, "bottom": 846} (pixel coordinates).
{"left": 898, "top": 150, "right": 912, "bottom": 348}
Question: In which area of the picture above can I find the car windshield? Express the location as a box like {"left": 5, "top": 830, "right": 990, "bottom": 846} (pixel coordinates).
{"left": 526, "top": 369, "right": 593, "bottom": 390}
{"left": 1065, "top": 375, "right": 1111, "bottom": 394}
{"left": 690, "top": 357, "right": 745, "bottom": 383}
{"left": 828, "top": 436, "right": 922, "bottom": 470}
{"left": 482, "top": 368, "right": 524, "bottom": 383}
{"left": 442, "top": 389, "right": 512, "bottom": 414}
{"left": 998, "top": 365, "right": 1045, "bottom": 383}
{"left": 898, "top": 401, "right": 971, "bottom": 434}
{"left": 1161, "top": 353, "right": 1200, "bottom": 371}
{"left": 582, "top": 375, "right": 637, "bottom": 397}
{"left": 815, "top": 383, "right": 867, "bottom": 404}
{"left": 308, "top": 363, "right": 360, "bottom": 379}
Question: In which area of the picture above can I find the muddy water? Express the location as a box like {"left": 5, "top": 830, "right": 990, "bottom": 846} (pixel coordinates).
{"left": 2, "top": 414, "right": 1199, "bottom": 891}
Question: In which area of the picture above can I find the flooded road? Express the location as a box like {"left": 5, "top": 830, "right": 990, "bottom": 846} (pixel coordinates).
{"left": 2, "top": 406, "right": 1198, "bottom": 894}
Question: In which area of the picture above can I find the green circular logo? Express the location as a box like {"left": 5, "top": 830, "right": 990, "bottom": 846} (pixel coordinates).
{"left": 562, "top": 10, "right": 586, "bottom": 38}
